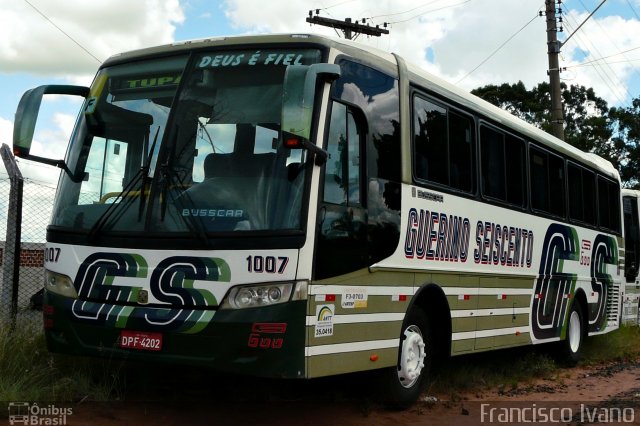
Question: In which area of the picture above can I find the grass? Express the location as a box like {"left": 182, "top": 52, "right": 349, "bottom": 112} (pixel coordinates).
{"left": 1, "top": 322, "right": 640, "bottom": 412}
{"left": 582, "top": 324, "right": 640, "bottom": 364}
{"left": 425, "top": 325, "right": 640, "bottom": 401}
{"left": 0, "top": 324, "right": 126, "bottom": 408}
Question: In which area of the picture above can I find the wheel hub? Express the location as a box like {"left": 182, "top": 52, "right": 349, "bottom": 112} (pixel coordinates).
{"left": 397, "top": 325, "right": 426, "bottom": 388}
{"left": 568, "top": 310, "right": 581, "bottom": 353}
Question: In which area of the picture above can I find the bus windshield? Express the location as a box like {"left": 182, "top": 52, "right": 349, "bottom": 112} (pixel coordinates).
{"left": 51, "top": 48, "right": 321, "bottom": 239}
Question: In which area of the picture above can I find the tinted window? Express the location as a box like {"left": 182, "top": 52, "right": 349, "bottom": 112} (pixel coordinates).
{"left": 568, "top": 163, "right": 596, "bottom": 225}
{"left": 333, "top": 59, "right": 399, "bottom": 182}
{"left": 530, "top": 145, "right": 565, "bottom": 217}
{"left": 413, "top": 96, "right": 474, "bottom": 193}
{"left": 324, "top": 103, "right": 361, "bottom": 206}
{"left": 480, "top": 125, "right": 525, "bottom": 206}
{"left": 598, "top": 177, "right": 621, "bottom": 233}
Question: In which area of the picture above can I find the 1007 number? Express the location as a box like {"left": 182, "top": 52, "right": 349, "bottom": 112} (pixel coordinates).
{"left": 246, "top": 256, "right": 289, "bottom": 274}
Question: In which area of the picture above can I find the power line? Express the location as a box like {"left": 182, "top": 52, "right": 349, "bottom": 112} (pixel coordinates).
{"left": 561, "top": 6, "right": 634, "bottom": 105}
{"left": 386, "top": 0, "right": 472, "bottom": 24}
{"left": 322, "top": 0, "right": 358, "bottom": 10}
{"left": 625, "top": 0, "right": 640, "bottom": 20}
{"left": 365, "top": 0, "right": 448, "bottom": 20}
{"left": 456, "top": 11, "right": 540, "bottom": 84}
{"left": 564, "top": 45, "right": 640, "bottom": 68}
{"left": 22, "top": 0, "right": 102, "bottom": 64}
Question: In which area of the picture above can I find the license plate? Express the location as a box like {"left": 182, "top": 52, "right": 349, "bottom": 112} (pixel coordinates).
{"left": 119, "top": 330, "right": 163, "bottom": 351}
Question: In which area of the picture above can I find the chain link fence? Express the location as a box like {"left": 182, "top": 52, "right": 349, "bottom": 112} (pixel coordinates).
{"left": 0, "top": 144, "right": 56, "bottom": 329}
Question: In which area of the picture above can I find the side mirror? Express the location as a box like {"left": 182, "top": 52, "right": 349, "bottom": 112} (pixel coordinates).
{"left": 281, "top": 64, "right": 340, "bottom": 165}
{"left": 13, "top": 84, "right": 89, "bottom": 180}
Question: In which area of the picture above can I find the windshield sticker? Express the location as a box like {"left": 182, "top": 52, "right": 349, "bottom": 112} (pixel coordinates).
{"left": 122, "top": 75, "right": 182, "bottom": 89}
{"left": 342, "top": 288, "right": 368, "bottom": 309}
{"left": 83, "top": 97, "right": 98, "bottom": 115}
{"left": 197, "top": 51, "right": 307, "bottom": 69}
{"left": 315, "top": 304, "right": 334, "bottom": 337}
{"left": 182, "top": 209, "right": 243, "bottom": 218}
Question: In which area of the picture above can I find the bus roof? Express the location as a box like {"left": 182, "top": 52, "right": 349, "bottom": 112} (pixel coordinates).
{"left": 103, "top": 33, "right": 620, "bottom": 181}
{"left": 623, "top": 188, "right": 640, "bottom": 197}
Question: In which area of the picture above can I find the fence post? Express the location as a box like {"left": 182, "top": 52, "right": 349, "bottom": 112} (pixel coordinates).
{"left": 1, "top": 143, "right": 23, "bottom": 329}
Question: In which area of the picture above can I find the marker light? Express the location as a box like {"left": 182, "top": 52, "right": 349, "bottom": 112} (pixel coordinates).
{"left": 221, "top": 281, "right": 308, "bottom": 310}
{"left": 283, "top": 137, "right": 303, "bottom": 149}
{"left": 44, "top": 270, "right": 78, "bottom": 299}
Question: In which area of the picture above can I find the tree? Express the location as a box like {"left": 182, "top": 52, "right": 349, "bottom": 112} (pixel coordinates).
{"left": 610, "top": 98, "right": 640, "bottom": 187}
{"left": 472, "top": 81, "right": 640, "bottom": 188}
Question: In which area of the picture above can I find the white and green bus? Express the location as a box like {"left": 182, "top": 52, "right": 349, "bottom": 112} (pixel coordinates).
{"left": 13, "top": 34, "right": 623, "bottom": 407}
{"left": 622, "top": 189, "right": 640, "bottom": 325}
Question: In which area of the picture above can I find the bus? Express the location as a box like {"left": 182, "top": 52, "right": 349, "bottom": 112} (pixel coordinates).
{"left": 622, "top": 189, "right": 640, "bottom": 325}
{"left": 13, "top": 34, "right": 623, "bottom": 407}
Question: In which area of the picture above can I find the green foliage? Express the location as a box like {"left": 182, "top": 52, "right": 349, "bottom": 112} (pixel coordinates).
{"left": 428, "top": 347, "right": 556, "bottom": 396}
{"left": 427, "top": 326, "right": 640, "bottom": 398}
{"left": 0, "top": 325, "right": 125, "bottom": 404}
{"left": 582, "top": 325, "right": 640, "bottom": 364}
{"left": 472, "top": 81, "right": 640, "bottom": 188}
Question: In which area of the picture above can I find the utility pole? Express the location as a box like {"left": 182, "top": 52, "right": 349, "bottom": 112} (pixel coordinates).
{"left": 545, "top": 0, "right": 565, "bottom": 140}
{"left": 306, "top": 10, "right": 389, "bottom": 40}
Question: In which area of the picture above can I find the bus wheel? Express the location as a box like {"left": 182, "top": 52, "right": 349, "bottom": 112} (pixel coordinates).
{"left": 557, "top": 302, "right": 585, "bottom": 366}
{"left": 378, "top": 307, "right": 432, "bottom": 409}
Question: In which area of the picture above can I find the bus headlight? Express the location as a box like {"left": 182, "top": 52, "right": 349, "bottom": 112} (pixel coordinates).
{"left": 221, "top": 281, "right": 307, "bottom": 310}
{"left": 44, "top": 270, "right": 78, "bottom": 299}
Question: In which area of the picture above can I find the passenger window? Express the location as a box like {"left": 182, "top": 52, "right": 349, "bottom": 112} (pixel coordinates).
{"left": 598, "top": 177, "right": 621, "bottom": 233}
{"left": 568, "top": 163, "right": 596, "bottom": 225}
{"left": 413, "top": 96, "right": 474, "bottom": 192}
{"left": 530, "top": 145, "right": 565, "bottom": 217}
{"left": 480, "top": 125, "right": 525, "bottom": 207}
{"left": 324, "top": 102, "right": 361, "bottom": 206}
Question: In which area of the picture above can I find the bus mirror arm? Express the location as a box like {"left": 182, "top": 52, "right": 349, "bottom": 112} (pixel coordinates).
{"left": 302, "top": 138, "right": 328, "bottom": 166}
{"left": 21, "top": 153, "right": 85, "bottom": 183}
{"left": 281, "top": 64, "right": 341, "bottom": 164}
{"left": 13, "top": 84, "right": 90, "bottom": 181}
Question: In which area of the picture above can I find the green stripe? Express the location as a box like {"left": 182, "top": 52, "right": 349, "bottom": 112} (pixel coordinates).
{"left": 477, "top": 295, "right": 531, "bottom": 309}
{"left": 476, "top": 314, "right": 529, "bottom": 330}
{"left": 308, "top": 296, "right": 409, "bottom": 315}
{"left": 475, "top": 332, "right": 531, "bottom": 350}
{"left": 307, "top": 321, "right": 402, "bottom": 346}
{"left": 307, "top": 347, "right": 397, "bottom": 377}
{"left": 452, "top": 317, "right": 476, "bottom": 333}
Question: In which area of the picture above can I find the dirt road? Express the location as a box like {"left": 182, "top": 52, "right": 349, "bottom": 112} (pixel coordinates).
{"left": 8, "top": 358, "right": 640, "bottom": 425}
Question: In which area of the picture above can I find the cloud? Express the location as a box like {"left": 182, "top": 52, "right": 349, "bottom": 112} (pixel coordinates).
{"left": 0, "top": 0, "right": 184, "bottom": 76}
{"left": 560, "top": 12, "right": 640, "bottom": 106}
{"left": 221, "top": 0, "right": 639, "bottom": 106}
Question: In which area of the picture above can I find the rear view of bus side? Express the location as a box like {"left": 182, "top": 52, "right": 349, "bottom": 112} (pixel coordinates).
{"left": 622, "top": 189, "right": 640, "bottom": 325}
{"left": 12, "top": 34, "right": 623, "bottom": 407}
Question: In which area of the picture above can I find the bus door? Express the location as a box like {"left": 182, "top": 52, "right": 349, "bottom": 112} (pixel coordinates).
{"left": 315, "top": 101, "right": 368, "bottom": 279}
{"left": 623, "top": 195, "right": 640, "bottom": 284}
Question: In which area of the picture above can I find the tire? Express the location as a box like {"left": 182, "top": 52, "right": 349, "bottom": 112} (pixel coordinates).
{"left": 377, "top": 307, "right": 433, "bottom": 409}
{"left": 557, "top": 301, "right": 585, "bottom": 366}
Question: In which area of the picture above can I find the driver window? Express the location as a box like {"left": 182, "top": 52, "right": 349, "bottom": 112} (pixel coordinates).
{"left": 324, "top": 102, "right": 361, "bottom": 206}
{"left": 80, "top": 137, "right": 128, "bottom": 204}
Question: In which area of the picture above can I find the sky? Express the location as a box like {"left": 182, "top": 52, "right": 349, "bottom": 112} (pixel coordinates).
{"left": 0, "top": 0, "right": 639, "bottom": 185}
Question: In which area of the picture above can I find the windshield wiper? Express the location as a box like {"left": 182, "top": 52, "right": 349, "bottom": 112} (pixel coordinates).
{"left": 87, "top": 127, "right": 160, "bottom": 242}
{"left": 148, "top": 128, "right": 210, "bottom": 246}
{"left": 138, "top": 126, "right": 161, "bottom": 221}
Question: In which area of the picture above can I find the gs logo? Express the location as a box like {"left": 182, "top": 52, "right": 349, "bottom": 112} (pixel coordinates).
{"left": 71, "top": 253, "right": 230, "bottom": 333}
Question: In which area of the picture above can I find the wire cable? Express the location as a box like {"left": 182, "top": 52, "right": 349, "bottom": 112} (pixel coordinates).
{"left": 562, "top": 6, "right": 633, "bottom": 105}
{"left": 456, "top": 11, "right": 540, "bottom": 84}
{"left": 22, "top": 0, "right": 102, "bottom": 64}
